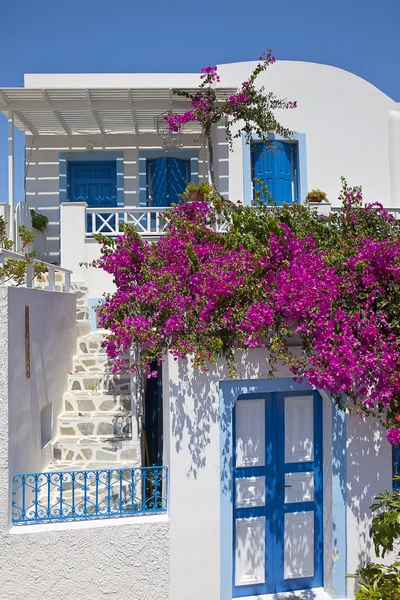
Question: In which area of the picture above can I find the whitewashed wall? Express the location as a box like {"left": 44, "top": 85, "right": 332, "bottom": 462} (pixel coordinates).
{"left": 0, "top": 285, "right": 170, "bottom": 600}
{"left": 219, "top": 60, "right": 397, "bottom": 207}
{"left": 346, "top": 415, "right": 393, "bottom": 597}
{"left": 163, "top": 348, "right": 393, "bottom": 600}
{"left": 1, "top": 286, "right": 76, "bottom": 488}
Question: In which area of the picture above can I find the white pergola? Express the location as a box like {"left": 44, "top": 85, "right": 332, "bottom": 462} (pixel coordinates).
{"left": 0, "top": 85, "right": 235, "bottom": 241}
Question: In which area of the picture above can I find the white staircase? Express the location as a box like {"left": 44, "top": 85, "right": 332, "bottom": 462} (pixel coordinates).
{"left": 46, "top": 281, "right": 140, "bottom": 473}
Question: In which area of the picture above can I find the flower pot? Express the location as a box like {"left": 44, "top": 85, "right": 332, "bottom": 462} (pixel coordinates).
{"left": 189, "top": 189, "right": 204, "bottom": 203}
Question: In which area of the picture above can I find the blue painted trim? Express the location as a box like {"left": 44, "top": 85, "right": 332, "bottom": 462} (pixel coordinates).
{"left": 242, "top": 133, "right": 308, "bottom": 205}
{"left": 242, "top": 135, "right": 252, "bottom": 206}
{"left": 138, "top": 149, "right": 199, "bottom": 207}
{"left": 332, "top": 402, "right": 347, "bottom": 599}
{"left": 220, "top": 378, "right": 318, "bottom": 600}
{"left": 116, "top": 157, "right": 124, "bottom": 208}
{"left": 59, "top": 157, "right": 67, "bottom": 204}
{"left": 88, "top": 298, "right": 103, "bottom": 331}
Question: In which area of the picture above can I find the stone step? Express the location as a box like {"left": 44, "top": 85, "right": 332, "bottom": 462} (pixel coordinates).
{"left": 72, "top": 353, "right": 130, "bottom": 374}
{"left": 68, "top": 372, "right": 130, "bottom": 394}
{"left": 58, "top": 412, "right": 132, "bottom": 438}
{"left": 63, "top": 392, "right": 131, "bottom": 414}
{"left": 70, "top": 281, "right": 89, "bottom": 301}
{"left": 53, "top": 437, "right": 139, "bottom": 465}
{"left": 76, "top": 305, "right": 90, "bottom": 322}
{"left": 76, "top": 321, "right": 91, "bottom": 338}
{"left": 77, "top": 332, "right": 107, "bottom": 355}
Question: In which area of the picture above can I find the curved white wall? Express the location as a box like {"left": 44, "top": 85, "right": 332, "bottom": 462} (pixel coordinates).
{"left": 218, "top": 60, "right": 397, "bottom": 206}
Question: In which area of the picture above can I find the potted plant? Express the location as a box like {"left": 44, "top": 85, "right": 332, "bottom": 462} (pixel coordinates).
{"left": 305, "top": 189, "right": 331, "bottom": 216}
{"left": 185, "top": 182, "right": 214, "bottom": 203}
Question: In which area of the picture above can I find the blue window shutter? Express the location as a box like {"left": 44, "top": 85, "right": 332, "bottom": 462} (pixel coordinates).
{"left": 167, "top": 158, "right": 190, "bottom": 205}
{"left": 252, "top": 143, "right": 275, "bottom": 201}
{"left": 68, "top": 161, "right": 117, "bottom": 206}
{"left": 274, "top": 141, "right": 293, "bottom": 205}
{"left": 151, "top": 158, "right": 168, "bottom": 206}
{"left": 252, "top": 142, "right": 297, "bottom": 206}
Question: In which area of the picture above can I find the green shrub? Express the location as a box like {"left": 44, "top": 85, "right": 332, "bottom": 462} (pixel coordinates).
{"left": 30, "top": 209, "right": 49, "bottom": 233}
{"left": 349, "top": 488, "right": 400, "bottom": 599}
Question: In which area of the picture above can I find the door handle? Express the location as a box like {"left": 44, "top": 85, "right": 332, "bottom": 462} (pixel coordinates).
{"left": 278, "top": 484, "right": 292, "bottom": 488}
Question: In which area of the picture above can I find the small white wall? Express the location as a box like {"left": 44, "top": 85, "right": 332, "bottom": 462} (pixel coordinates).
{"left": 346, "top": 415, "right": 393, "bottom": 597}
{"left": 163, "top": 348, "right": 334, "bottom": 600}
{"left": 0, "top": 516, "right": 169, "bottom": 600}
{"left": 6, "top": 286, "right": 76, "bottom": 481}
{"left": 0, "top": 285, "right": 170, "bottom": 600}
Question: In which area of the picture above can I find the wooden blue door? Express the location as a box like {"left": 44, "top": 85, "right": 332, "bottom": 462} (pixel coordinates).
{"left": 68, "top": 161, "right": 118, "bottom": 233}
{"left": 232, "top": 391, "right": 323, "bottom": 596}
{"left": 147, "top": 158, "right": 190, "bottom": 206}
{"left": 252, "top": 142, "right": 298, "bottom": 205}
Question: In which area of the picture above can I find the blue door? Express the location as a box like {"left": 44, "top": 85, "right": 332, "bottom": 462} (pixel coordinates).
{"left": 233, "top": 391, "right": 323, "bottom": 596}
{"left": 68, "top": 161, "right": 118, "bottom": 232}
{"left": 147, "top": 157, "right": 190, "bottom": 206}
{"left": 252, "top": 142, "right": 298, "bottom": 205}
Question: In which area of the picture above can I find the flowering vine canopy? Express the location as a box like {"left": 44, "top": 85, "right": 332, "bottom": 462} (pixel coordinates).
{"left": 88, "top": 53, "right": 400, "bottom": 444}
{"left": 92, "top": 178, "right": 400, "bottom": 445}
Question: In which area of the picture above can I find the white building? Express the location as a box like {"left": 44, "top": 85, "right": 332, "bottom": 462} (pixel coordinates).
{"left": 0, "top": 60, "right": 398, "bottom": 600}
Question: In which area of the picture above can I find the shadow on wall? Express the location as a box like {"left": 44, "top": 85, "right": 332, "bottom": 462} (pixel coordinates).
{"left": 346, "top": 415, "right": 391, "bottom": 576}
{"left": 169, "top": 359, "right": 221, "bottom": 479}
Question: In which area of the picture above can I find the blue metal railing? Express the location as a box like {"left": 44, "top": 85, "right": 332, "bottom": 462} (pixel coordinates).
{"left": 12, "top": 466, "right": 168, "bottom": 525}
{"left": 393, "top": 446, "right": 400, "bottom": 491}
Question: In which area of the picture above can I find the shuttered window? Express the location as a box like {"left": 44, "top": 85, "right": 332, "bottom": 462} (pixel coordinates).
{"left": 147, "top": 157, "right": 190, "bottom": 207}
{"left": 252, "top": 141, "right": 298, "bottom": 205}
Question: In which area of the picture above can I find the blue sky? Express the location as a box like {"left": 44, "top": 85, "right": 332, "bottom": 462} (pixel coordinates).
{"left": 0, "top": 0, "right": 399, "bottom": 203}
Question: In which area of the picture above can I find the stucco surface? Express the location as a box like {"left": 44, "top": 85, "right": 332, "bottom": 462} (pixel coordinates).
{"left": 0, "top": 519, "right": 170, "bottom": 600}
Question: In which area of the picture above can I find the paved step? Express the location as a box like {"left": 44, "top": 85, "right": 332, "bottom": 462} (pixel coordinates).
{"left": 77, "top": 332, "right": 107, "bottom": 355}
{"left": 73, "top": 353, "right": 130, "bottom": 374}
{"left": 68, "top": 372, "right": 131, "bottom": 394}
{"left": 53, "top": 437, "right": 139, "bottom": 465}
{"left": 58, "top": 412, "right": 132, "bottom": 438}
{"left": 63, "top": 392, "right": 131, "bottom": 413}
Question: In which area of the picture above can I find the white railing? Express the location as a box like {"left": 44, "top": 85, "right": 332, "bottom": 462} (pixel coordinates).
{"left": 86, "top": 207, "right": 168, "bottom": 237}
{"left": 86, "top": 206, "right": 233, "bottom": 237}
{"left": 0, "top": 249, "right": 72, "bottom": 292}
{"left": 85, "top": 205, "right": 400, "bottom": 238}
{"left": 330, "top": 206, "right": 400, "bottom": 219}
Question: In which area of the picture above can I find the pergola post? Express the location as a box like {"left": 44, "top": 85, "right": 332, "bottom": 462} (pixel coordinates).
{"left": 7, "top": 110, "right": 15, "bottom": 243}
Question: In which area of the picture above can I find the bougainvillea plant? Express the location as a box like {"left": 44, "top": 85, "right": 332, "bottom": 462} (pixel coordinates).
{"left": 165, "top": 51, "right": 297, "bottom": 192}
{"left": 92, "top": 177, "right": 400, "bottom": 444}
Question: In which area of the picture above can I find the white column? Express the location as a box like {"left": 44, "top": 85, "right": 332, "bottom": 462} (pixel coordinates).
{"left": 60, "top": 202, "right": 87, "bottom": 279}
{"left": 7, "top": 111, "right": 14, "bottom": 244}
{"left": 389, "top": 109, "right": 400, "bottom": 208}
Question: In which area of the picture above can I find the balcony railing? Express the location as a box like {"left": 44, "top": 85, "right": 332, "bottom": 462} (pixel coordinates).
{"left": 0, "top": 249, "right": 72, "bottom": 291}
{"left": 12, "top": 466, "right": 168, "bottom": 525}
{"left": 84, "top": 205, "right": 400, "bottom": 238}
{"left": 85, "top": 206, "right": 229, "bottom": 237}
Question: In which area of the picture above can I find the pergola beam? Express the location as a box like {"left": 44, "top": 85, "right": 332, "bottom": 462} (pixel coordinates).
{"left": 86, "top": 89, "right": 106, "bottom": 136}
{"left": 42, "top": 89, "right": 72, "bottom": 135}
{"left": 2, "top": 99, "right": 191, "bottom": 112}
{"left": 14, "top": 111, "right": 39, "bottom": 137}
{"left": 127, "top": 89, "right": 139, "bottom": 134}
{"left": 0, "top": 90, "right": 9, "bottom": 107}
